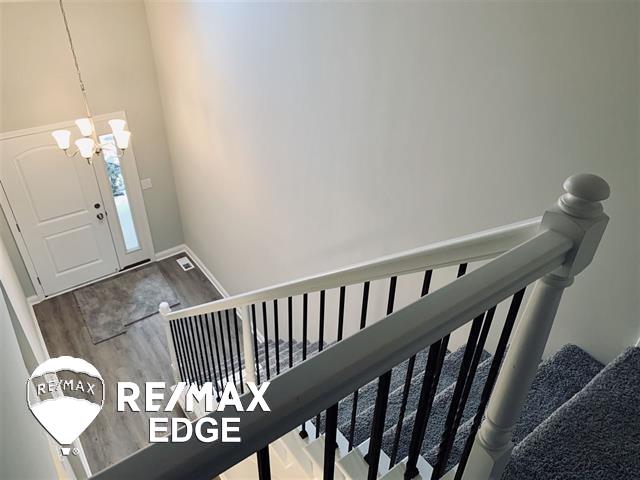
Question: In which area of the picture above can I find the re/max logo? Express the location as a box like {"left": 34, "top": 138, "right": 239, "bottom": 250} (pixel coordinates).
{"left": 116, "top": 382, "right": 270, "bottom": 443}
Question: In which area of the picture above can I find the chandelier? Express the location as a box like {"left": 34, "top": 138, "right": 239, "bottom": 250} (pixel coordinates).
{"left": 51, "top": 0, "right": 131, "bottom": 164}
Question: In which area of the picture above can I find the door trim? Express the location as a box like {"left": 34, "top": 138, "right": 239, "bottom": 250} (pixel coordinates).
{"left": 0, "top": 111, "right": 156, "bottom": 301}
{"left": 0, "top": 181, "right": 46, "bottom": 298}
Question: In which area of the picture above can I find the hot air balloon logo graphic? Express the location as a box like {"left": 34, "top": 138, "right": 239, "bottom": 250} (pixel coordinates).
{"left": 27, "top": 356, "right": 104, "bottom": 455}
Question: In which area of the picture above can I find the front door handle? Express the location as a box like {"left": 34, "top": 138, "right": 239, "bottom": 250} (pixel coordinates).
{"left": 97, "top": 213, "right": 104, "bottom": 220}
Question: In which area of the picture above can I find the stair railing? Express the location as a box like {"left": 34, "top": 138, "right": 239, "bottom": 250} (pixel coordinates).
{"left": 96, "top": 174, "right": 608, "bottom": 480}
{"left": 159, "top": 216, "right": 540, "bottom": 394}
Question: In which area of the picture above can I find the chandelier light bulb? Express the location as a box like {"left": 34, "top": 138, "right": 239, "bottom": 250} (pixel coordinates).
{"left": 114, "top": 130, "right": 131, "bottom": 150}
{"left": 75, "top": 118, "right": 93, "bottom": 137}
{"left": 51, "top": 130, "right": 71, "bottom": 150}
{"left": 108, "top": 119, "right": 126, "bottom": 133}
{"left": 75, "top": 138, "right": 95, "bottom": 159}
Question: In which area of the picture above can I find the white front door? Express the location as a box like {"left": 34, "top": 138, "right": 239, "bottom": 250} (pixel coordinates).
{"left": 0, "top": 130, "right": 120, "bottom": 296}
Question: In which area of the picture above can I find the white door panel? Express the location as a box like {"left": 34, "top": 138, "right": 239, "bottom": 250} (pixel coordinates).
{"left": 44, "top": 225, "right": 104, "bottom": 273}
{"left": 1, "top": 131, "right": 119, "bottom": 296}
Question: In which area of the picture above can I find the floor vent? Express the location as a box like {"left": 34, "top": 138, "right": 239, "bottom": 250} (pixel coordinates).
{"left": 176, "top": 256, "right": 194, "bottom": 271}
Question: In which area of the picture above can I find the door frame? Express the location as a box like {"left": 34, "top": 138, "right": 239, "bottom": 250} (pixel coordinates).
{"left": 0, "top": 111, "right": 156, "bottom": 301}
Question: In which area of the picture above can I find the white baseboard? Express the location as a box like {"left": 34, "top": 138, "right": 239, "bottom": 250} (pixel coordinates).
{"left": 182, "top": 245, "right": 230, "bottom": 298}
{"left": 635, "top": 336, "right": 640, "bottom": 348}
{"left": 155, "top": 243, "right": 231, "bottom": 299}
{"left": 154, "top": 244, "right": 187, "bottom": 262}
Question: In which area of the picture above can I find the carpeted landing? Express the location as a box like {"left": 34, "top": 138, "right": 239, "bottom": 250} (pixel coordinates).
{"left": 502, "top": 346, "right": 640, "bottom": 480}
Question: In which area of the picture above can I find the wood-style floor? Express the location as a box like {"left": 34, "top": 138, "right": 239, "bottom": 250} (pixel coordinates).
{"left": 33, "top": 254, "right": 222, "bottom": 474}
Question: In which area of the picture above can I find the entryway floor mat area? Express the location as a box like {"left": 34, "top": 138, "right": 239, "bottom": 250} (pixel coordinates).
{"left": 73, "top": 263, "right": 180, "bottom": 344}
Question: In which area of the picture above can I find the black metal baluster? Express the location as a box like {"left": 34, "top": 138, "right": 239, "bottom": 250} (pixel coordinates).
{"left": 421, "top": 270, "right": 433, "bottom": 297}
{"left": 288, "top": 296, "right": 293, "bottom": 369}
{"left": 455, "top": 288, "right": 526, "bottom": 480}
{"left": 315, "top": 290, "right": 326, "bottom": 438}
{"left": 435, "top": 307, "right": 496, "bottom": 475}
{"left": 251, "top": 304, "right": 261, "bottom": 385}
{"left": 169, "top": 321, "right": 186, "bottom": 382}
{"left": 348, "top": 280, "right": 371, "bottom": 450}
{"left": 302, "top": 293, "right": 308, "bottom": 360}
{"left": 389, "top": 270, "right": 434, "bottom": 466}
{"left": 233, "top": 308, "right": 245, "bottom": 394}
{"left": 177, "top": 318, "right": 195, "bottom": 385}
{"left": 405, "top": 264, "right": 458, "bottom": 479}
{"left": 181, "top": 317, "right": 197, "bottom": 386}
{"left": 300, "top": 293, "right": 309, "bottom": 438}
{"left": 256, "top": 446, "right": 271, "bottom": 480}
{"left": 337, "top": 285, "right": 346, "bottom": 342}
{"left": 389, "top": 355, "right": 415, "bottom": 467}
{"left": 203, "top": 313, "right": 222, "bottom": 399}
{"left": 217, "top": 312, "right": 230, "bottom": 382}
{"left": 210, "top": 312, "right": 226, "bottom": 388}
{"left": 366, "top": 276, "right": 397, "bottom": 478}
{"left": 323, "top": 403, "right": 339, "bottom": 480}
{"left": 195, "top": 315, "right": 210, "bottom": 387}
{"left": 348, "top": 390, "right": 360, "bottom": 450}
{"left": 367, "top": 371, "right": 392, "bottom": 479}
{"left": 195, "top": 315, "right": 213, "bottom": 386}
{"left": 454, "top": 307, "right": 496, "bottom": 428}
{"left": 404, "top": 340, "right": 447, "bottom": 480}
{"left": 185, "top": 317, "right": 203, "bottom": 387}
{"left": 224, "top": 310, "right": 237, "bottom": 388}
{"left": 273, "top": 299, "right": 280, "bottom": 375}
{"left": 318, "top": 290, "right": 326, "bottom": 350}
{"left": 431, "top": 312, "right": 486, "bottom": 479}
{"left": 457, "top": 263, "right": 468, "bottom": 277}
{"left": 261, "top": 302, "right": 271, "bottom": 380}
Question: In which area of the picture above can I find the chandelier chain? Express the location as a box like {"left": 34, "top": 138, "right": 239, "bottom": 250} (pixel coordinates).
{"left": 58, "top": 0, "right": 92, "bottom": 119}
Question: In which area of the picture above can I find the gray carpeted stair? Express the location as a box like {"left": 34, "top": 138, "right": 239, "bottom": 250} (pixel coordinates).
{"left": 425, "top": 344, "right": 604, "bottom": 472}
{"left": 333, "top": 346, "right": 438, "bottom": 442}
{"left": 381, "top": 354, "right": 494, "bottom": 461}
{"left": 502, "top": 346, "right": 640, "bottom": 480}
{"left": 248, "top": 337, "right": 636, "bottom": 479}
{"left": 345, "top": 345, "right": 488, "bottom": 448}
{"left": 249, "top": 339, "right": 323, "bottom": 377}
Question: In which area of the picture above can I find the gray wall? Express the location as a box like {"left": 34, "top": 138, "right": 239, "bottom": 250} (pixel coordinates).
{"left": 0, "top": 285, "right": 58, "bottom": 479}
{"left": 0, "top": 1, "right": 184, "bottom": 296}
{"left": 146, "top": 2, "right": 639, "bottom": 363}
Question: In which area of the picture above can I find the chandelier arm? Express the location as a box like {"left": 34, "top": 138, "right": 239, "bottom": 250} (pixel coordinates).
{"left": 63, "top": 149, "right": 80, "bottom": 159}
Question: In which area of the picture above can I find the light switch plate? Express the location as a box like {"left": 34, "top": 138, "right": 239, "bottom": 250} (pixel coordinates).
{"left": 141, "top": 178, "right": 152, "bottom": 189}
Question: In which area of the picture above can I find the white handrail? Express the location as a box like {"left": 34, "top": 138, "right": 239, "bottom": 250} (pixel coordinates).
{"left": 163, "top": 217, "right": 541, "bottom": 321}
{"left": 94, "top": 229, "right": 573, "bottom": 480}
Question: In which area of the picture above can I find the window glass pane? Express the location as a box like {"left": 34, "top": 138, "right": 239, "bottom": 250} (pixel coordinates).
{"left": 100, "top": 134, "right": 141, "bottom": 252}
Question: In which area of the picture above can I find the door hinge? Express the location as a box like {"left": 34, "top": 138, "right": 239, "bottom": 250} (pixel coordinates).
{"left": 36, "top": 277, "right": 42, "bottom": 286}
{"left": 15, "top": 223, "right": 20, "bottom": 232}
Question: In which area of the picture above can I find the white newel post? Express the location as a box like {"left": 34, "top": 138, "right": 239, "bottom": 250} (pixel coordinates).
{"left": 242, "top": 304, "right": 257, "bottom": 384}
{"left": 159, "top": 302, "right": 181, "bottom": 387}
{"left": 463, "top": 174, "right": 610, "bottom": 480}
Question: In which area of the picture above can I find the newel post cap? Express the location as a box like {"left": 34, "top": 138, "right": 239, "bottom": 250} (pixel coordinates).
{"left": 159, "top": 301, "right": 171, "bottom": 316}
{"left": 559, "top": 174, "right": 610, "bottom": 218}
{"left": 563, "top": 173, "right": 610, "bottom": 202}
{"left": 542, "top": 173, "right": 610, "bottom": 279}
